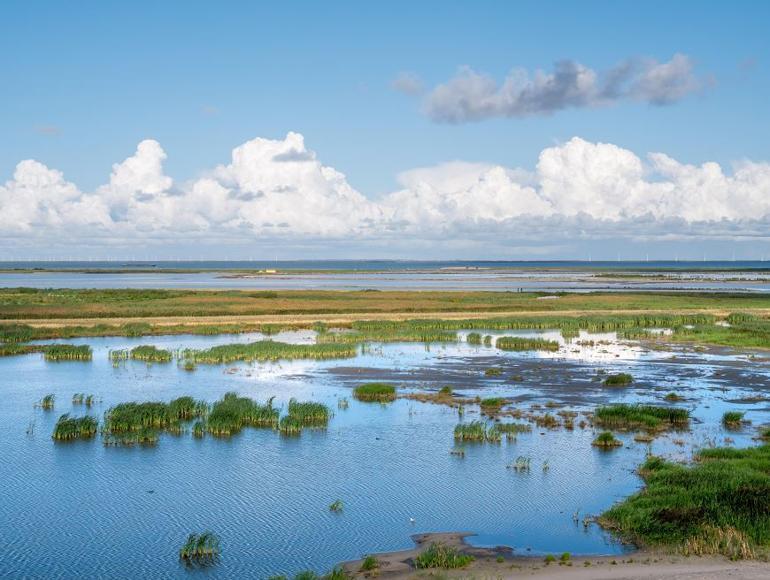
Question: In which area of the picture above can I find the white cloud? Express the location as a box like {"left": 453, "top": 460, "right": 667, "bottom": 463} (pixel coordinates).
{"left": 1, "top": 133, "right": 769, "bottom": 256}
{"left": 391, "top": 71, "right": 425, "bottom": 96}
{"left": 423, "top": 54, "right": 706, "bottom": 122}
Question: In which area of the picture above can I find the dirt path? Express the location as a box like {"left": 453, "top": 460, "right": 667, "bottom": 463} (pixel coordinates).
{"left": 6, "top": 307, "right": 768, "bottom": 328}
{"left": 340, "top": 532, "right": 769, "bottom": 579}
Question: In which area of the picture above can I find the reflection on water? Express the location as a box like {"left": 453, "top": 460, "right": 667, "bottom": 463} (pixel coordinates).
{"left": 1, "top": 331, "right": 768, "bottom": 578}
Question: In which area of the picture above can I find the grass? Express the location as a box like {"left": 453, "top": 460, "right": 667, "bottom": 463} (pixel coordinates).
{"left": 723, "top": 411, "right": 745, "bottom": 428}
{"left": 600, "top": 445, "right": 770, "bottom": 559}
{"left": 102, "top": 396, "right": 208, "bottom": 443}
{"left": 72, "top": 393, "right": 95, "bottom": 406}
{"left": 496, "top": 336, "right": 560, "bottom": 352}
{"left": 182, "top": 341, "right": 356, "bottom": 364}
{"left": 594, "top": 404, "right": 690, "bottom": 430}
{"left": 454, "top": 421, "right": 501, "bottom": 443}
{"left": 413, "top": 542, "right": 474, "bottom": 569}
{"left": 179, "top": 531, "right": 220, "bottom": 564}
{"left": 129, "top": 345, "right": 172, "bottom": 362}
{"left": 287, "top": 399, "right": 331, "bottom": 427}
{"left": 664, "top": 392, "right": 685, "bottom": 402}
{"left": 352, "top": 383, "right": 396, "bottom": 403}
{"left": 484, "top": 367, "right": 503, "bottom": 377}
{"left": 603, "top": 373, "right": 633, "bottom": 387}
{"left": 207, "top": 393, "right": 278, "bottom": 436}
{"left": 52, "top": 414, "right": 98, "bottom": 441}
{"left": 359, "top": 555, "right": 379, "bottom": 572}
{"left": 593, "top": 431, "right": 623, "bottom": 448}
{"left": 479, "top": 397, "right": 507, "bottom": 412}
{"left": 39, "top": 394, "right": 55, "bottom": 410}
{"left": 278, "top": 415, "right": 303, "bottom": 436}
{"left": 496, "top": 422, "right": 532, "bottom": 434}
{"left": 329, "top": 500, "right": 343, "bottom": 513}
{"left": 43, "top": 344, "right": 92, "bottom": 361}
{"left": 466, "top": 332, "right": 482, "bottom": 345}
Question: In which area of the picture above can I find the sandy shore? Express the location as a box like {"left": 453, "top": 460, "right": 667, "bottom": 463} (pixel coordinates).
{"left": 340, "top": 532, "right": 769, "bottom": 579}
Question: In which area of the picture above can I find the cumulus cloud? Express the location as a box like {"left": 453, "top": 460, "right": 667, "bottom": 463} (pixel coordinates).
{"left": 423, "top": 54, "right": 707, "bottom": 122}
{"left": 1, "top": 133, "right": 769, "bottom": 256}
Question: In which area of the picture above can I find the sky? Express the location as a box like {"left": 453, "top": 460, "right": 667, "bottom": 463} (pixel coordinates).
{"left": 1, "top": 0, "right": 770, "bottom": 260}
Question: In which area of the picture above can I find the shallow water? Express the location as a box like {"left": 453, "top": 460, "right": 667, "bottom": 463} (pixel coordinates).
{"left": 1, "top": 331, "right": 768, "bottom": 578}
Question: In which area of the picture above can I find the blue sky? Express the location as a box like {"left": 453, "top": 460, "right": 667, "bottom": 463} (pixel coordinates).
{"left": 2, "top": 1, "right": 770, "bottom": 259}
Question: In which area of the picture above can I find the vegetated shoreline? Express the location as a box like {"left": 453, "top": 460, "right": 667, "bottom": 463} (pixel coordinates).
{"left": 338, "top": 532, "right": 769, "bottom": 579}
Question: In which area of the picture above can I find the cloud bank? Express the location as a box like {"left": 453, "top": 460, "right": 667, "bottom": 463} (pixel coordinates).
{"left": 1, "top": 132, "right": 769, "bottom": 256}
{"left": 423, "top": 54, "right": 707, "bottom": 122}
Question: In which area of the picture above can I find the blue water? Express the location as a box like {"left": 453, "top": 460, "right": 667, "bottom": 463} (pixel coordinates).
{"left": 1, "top": 331, "right": 768, "bottom": 578}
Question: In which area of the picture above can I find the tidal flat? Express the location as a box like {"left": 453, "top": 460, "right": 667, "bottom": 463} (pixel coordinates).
{"left": 1, "top": 327, "right": 769, "bottom": 578}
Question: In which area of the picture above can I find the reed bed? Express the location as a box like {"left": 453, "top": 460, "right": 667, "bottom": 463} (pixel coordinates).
{"left": 287, "top": 399, "right": 331, "bottom": 427}
{"left": 600, "top": 445, "right": 770, "bottom": 558}
{"left": 594, "top": 404, "right": 690, "bottom": 431}
{"left": 182, "top": 341, "right": 355, "bottom": 364}
{"left": 278, "top": 415, "right": 303, "bottom": 436}
{"left": 207, "top": 393, "right": 278, "bottom": 436}
{"left": 179, "top": 531, "right": 220, "bottom": 564}
{"left": 72, "top": 393, "right": 95, "bottom": 407}
{"left": 40, "top": 394, "right": 55, "bottom": 410}
{"left": 0, "top": 343, "right": 39, "bottom": 357}
{"left": 103, "top": 396, "right": 207, "bottom": 440}
{"left": 317, "top": 327, "right": 457, "bottom": 344}
{"left": 466, "top": 332, "right": 482, "bottom": 345}
{"left": 414, "top": 542, "right": 474, "bottom": 569}
{"left": 129, "top": 345, "right": 172, "bottom": 363}
{"left": 722, "top": 411, "right": 745, "bottom": 428}
{"left": 496, "top": 336, "right": 559, "bottom": 352}
{"left": 496, "top": 422, "right": 532, "bottom": 434}
{"left": 592, "top": 431, "right": 623, "bottom": 448}
{"left": 43, "top": 344, "right": 92, "bottom": 361}
{"left": 453, "top": 421, "right": 501, "bottom": 443}
{"left": 604, "top": 373, "right": 633, "bottom": 387}
{"left": 52, "top": 414, "right": 98, "bottom": 441}
{"left": 479, "top": 397, "right": 507, "bottom": 412}
{"left": 352, "top": 383, "right": 396, "bottom": 402}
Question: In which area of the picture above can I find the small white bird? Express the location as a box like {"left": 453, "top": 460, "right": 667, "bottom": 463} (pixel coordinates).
{"left": 409, "top": 517, "right": 415, "bottom": 524}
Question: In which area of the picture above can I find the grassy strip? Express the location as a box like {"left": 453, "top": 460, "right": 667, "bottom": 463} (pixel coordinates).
{"left": 129, "top": 345, "right": 173, "bottom": 362}
{"left": 594, "top": 404, "right": 690, "bottom": 430}
{"left": 414, "top": 543, "right": 474, "bottom": 569}
{"left": 182, "top": 341, "right": 355, "bottom": 363}
{"left": 43, "top": 344, "right": 92, "bottom": 361}
{"left": 2, "top": 288, "right": 768, "bottom": 320}
{"left": 496, "top": 336, "right": 560, "bottom": 351}
{"left": 454, "top": 421, "right": 501, "bottom": 443}
{"left": 600, "top": 445, "right": 770, "bottom": 559}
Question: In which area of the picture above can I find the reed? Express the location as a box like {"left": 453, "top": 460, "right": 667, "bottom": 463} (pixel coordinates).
{"left": 130, "top": 345, "right": 172, "bottom": 363}
{"left": 52, "top": 414, "right": 98, "bottom": 441}
{"left": 360, "top": 555, "right": 379, "bottom": 572}
{"left": 40, "top": 394, "right": 55, "bottom": 410}
{"left": 496, "top": 336, "right": 559, "bottom": 352}
{"left": 414, "top": 543, "right": 474, "bottom": 569}
{"left": 664, "top": 392, "right": 684, "bottom": 402}
{"left": 329, "top": 499, "right": 343, "bottom": 513}
{"left": 496, "top": 422, "right": 532, "bottom": 434}
{"left": 43, "top": 344, "right": 92, "bottom": 361}
{"left": 480, "top": 397, "right": 506, "bottom": 412}
{"left": 72, "top": 393, "right": 96, "bottom": 407}
{"left": 484, "top": 367, "right": 503, "bottom": 377}
{"left": 722, "top": 411, "right": 745, "bottom": 428}
{"left": 207, "top": 393, "right": 278, "bottom": 436}
{"left": 353, "top": 383, "right": 396, "bottom": 402}
{"left": 466, "top": 332, "right": 482, "bottom": 345}
{"left": 182, "top": 341, "right": 356, "bottom": 364}
{"left": 600, "top": 445, "right": 770, "bottom": 558}
{"left": 604, "top": 373, "right": 633, "bottom": 387}
{"left": 594, "top": 404, "right": 690, "bottom": 430}
{"left": 179, "top": 531, "right": 220, "bottom": 564}
{"left": 454, "top": 421, "right": 501, "bottom": 443}
{"left": 287, "top": 399, "right": 331, "bottom": 427}
{"left": 592, "top": 431, "right": 623, "bottom": 448}
{"left": 278, "top": 415, "right": 302, "bottom": 436}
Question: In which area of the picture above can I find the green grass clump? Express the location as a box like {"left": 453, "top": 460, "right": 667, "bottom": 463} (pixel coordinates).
{"left": 40, "top": 394, "right": 55, "bottom": 410}
{"left": 664, "top": 392, "right": 684, "bottom": 402}
{"left": 52, "top": 414, "right": 98, "bottom": 441}
{"left": 414, "top": 542, "right": 474, "bottom": 569}
{"left": 353, "top": 383, "right": 396, "bottom": 402}
{"left": 466, "top": 332, "right": 482, "bottom": 345}
{"left": 480, "top": 397, "right": 506, "bottom": 412}
{"left": 359, "top": 555, "right": 379, "bottom": 572}
{"left": 454, "top": 421, "right": 501, "bottom": 443}
{"left": 484, "top": 367, "right": 503, "bottom": 377}
{"left": 207, "top": 393, "right": 278, "bottom": 436}
{"left": 603, "top": 373, "right": 633, "bottom": 387}
{"left": 72, "top": 393, "right": 95, "bottom": 407}
{"left": 182, "top": 341, "right": 356, "bottom": 364}
{"left": 600, "top": 445, "right": 770, "bottom": 559}
{"left": 43, "top": 344, "right": 92, "bottom": 361}
{"left": 594, "top": 404, "right": 689, "bottom": 431}
{"left": 278, "top": 415, "right": 303, "bottom": 436}
{"left": 496, "top": 422, "right": 532, "bottom": 434}
{"left": 179, "top": 531, "right": 220, "bottom": 564}
{"left": 592, "top": 431, "right": 623, "bottom": 448}
{"left": 496, "top": 336, "right": 559, "bottom": 352}
{"left": 130, "top": 345, "right": 172, "bottom": 363}
{"left": 102, "top": 396, "right": 207, "bottom": 441}
{"left": 287, "top": 399, "right": 331, "bottom": 426}
{"left": 329, "top": 499, "right": 343, "bottom": 513}
{"left": 722, "top": 411, "right": 745, "bottom": 428}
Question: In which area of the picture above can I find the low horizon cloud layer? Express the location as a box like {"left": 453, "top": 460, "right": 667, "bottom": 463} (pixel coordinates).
{"left": 2, "top": 131, "right": 769, "bottom": 258}
{"left": 414, "top": 54, "right": 707, "bottom": 122}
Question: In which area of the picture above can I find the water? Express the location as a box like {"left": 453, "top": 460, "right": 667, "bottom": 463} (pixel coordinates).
{"left": 1, "top": 331, "right": 768, "bottom": 578}
{"left": 1, "top": 261, "right": 769, "bottom": 291}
